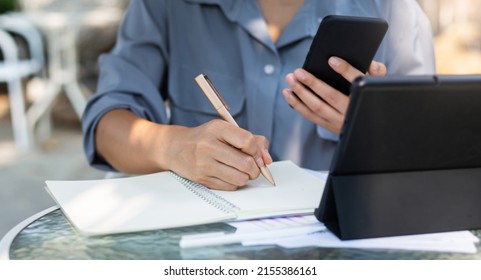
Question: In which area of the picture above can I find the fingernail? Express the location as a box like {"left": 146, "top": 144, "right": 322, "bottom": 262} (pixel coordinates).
{"left": 256, "top": 157, "right": 265, "bottom": 168}
{"left": 329, "top": 57, "right": 341, "bottom": 68}
{"left": 371, "top": 61, "right": 379, "bottom": 72}
{"left": 295, "top": 69, "right": 306, "bottom": 81}
{"left": 263, "top": 149, "right": 273, "bottom": 163}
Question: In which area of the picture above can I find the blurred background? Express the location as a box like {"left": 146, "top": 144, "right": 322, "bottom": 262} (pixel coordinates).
{"left": 418, "top": 0, "right": 481, "bottom": 73}
{"left": 0, "top": 0, "right": 480, "bottom": 239}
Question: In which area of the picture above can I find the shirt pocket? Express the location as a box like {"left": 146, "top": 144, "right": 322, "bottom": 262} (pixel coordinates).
{"left": 169, "top": 64, "right": 246, "bottom": 126}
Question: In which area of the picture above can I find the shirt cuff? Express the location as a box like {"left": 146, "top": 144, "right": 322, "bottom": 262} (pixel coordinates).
{"left": 316, "top": 126, "right": 340, "bottom": 142}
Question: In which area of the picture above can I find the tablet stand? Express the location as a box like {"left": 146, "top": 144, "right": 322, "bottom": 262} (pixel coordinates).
{"left": 315, "top": 168, "right": 481, "bottom": 240}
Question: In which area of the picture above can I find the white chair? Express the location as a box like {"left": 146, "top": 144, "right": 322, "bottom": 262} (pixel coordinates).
{"left": 0, "top": 13, "right": 45, "bottom": 151}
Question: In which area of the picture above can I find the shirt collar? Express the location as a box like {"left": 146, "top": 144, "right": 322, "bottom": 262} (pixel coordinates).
{"left": 275, "top": 0, "right": 318, "bottom": 48}
{"left": 183, "top": 0, "right": 242, "bottom": 22}
{"left": 183, "top": 0, "right": 319, "bottom": 50}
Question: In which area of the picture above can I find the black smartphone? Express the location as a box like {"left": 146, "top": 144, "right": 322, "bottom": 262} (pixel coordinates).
{"left": 302, "top": 15, "right": 388, "bottom": 95}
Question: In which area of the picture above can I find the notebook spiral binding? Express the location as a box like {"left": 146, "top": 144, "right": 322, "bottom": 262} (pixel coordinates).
{"left": 170, "top": 172, "right": 241, "bottom": 214}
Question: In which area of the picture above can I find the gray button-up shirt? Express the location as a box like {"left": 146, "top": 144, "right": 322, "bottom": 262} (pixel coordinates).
{"left": 82, "top": 0, "right": 435, "bottom": 172}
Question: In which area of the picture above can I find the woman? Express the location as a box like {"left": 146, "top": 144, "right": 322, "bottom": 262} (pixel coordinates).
{"left": 82, "top": 0, "right": 435, "bottom": 190}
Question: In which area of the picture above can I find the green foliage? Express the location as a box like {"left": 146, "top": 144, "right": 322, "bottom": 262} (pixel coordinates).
{"left": 0, "top": 0, "right": 17, "bottom": 14}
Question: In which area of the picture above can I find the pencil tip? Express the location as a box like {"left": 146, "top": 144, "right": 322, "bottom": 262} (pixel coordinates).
{"left": 260, "top": 166, "right": 276, "bottom": 186}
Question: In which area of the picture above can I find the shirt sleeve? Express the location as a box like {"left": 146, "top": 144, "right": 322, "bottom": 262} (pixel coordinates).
{"left": 316, "top": 126, "right": 340, "bottom": 142}
{"left": 82, "top": 0, "right": 170, "bottom": 171}
{"left": 381, "top": 0, "right": 436, "bottom": 75}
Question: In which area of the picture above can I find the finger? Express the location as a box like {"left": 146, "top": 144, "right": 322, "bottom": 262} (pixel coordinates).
{"left": 199, "top": 175, "right": 240, "bottom": 191}
{"left": 282, "top": 88, "right": 326, "bottom": 124}
{"left": 255, "top": 136, "right": 273, "bottom": 165}
{"left": 282, "top": 88, "right": 343, "bottom": 133}
{"left": 368, "top": 60, "right": 387, "bottom": 76}
{"left": 285, "top": 73, "right": 344, "bottom": 118}
{"left": 207, "top": 121, "right": 262, "bottom": 179}
{"left": 192, "top": 158, "right": 250, "bottom": 190}
{"left": 262, "top": 149, "right": 273, "bottom": 165}
{"left": 213, "top": 140, "right": 261, "bottom": 180}
{"left": 292, "top": 69, "right": 349, "bottom": 114}
{"left": 211, "top": 160, "right": 252, "bottom": 188}
{"left": 328, "top": 56, "right": 365, "bottom": 83}
{"left": 216, "top": 122, "right": 265, "bottom": 168}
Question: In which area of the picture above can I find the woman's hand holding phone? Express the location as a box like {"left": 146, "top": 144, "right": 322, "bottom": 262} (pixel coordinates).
{"left": 283, "top": 57, "right": 387, "bottom": 134}
{"left": 286, "top": 15, "right": 388, "bottom": 134}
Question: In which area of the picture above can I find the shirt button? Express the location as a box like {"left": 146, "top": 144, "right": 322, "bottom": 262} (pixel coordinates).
{"left": 264, "top": 64, "right": 275, "bottom": 75}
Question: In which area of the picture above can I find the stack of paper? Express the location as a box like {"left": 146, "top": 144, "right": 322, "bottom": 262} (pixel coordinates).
{"left": 180, "top": 215, "right": 479, "bottom": 254}
{"left": 181, "top": 215, "right": 325, "bottom": 248}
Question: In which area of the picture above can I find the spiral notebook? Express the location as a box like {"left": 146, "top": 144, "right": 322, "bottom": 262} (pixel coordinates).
{"left": 45, "top": 161, "right": 326, "bottom": 235}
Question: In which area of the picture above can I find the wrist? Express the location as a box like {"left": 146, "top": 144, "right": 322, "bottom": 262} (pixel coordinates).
{"left": 151, "top": 125, "right": 188, "bottom": 172}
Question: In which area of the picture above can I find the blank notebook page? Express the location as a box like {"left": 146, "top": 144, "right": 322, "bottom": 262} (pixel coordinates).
{"left": 211, "top": 161, "right": 325, "bottom": 220}
{"left": 46, "top": 172, "right": 235, "bottom": 235}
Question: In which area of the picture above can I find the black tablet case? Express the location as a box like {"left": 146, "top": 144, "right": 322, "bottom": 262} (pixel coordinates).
{"left": 315, "top": 75, "right": 481, "bottom": 240}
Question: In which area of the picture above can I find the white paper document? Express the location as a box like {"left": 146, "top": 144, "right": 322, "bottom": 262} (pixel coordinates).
{"left": 236, "top": 216, "right": 479, "bottom": 254}
{"left": 181, "top": 215, "right": 479, "bottom": 254}
{"left": 243, "top": 228, "right": 479, "bottom": 254}
{"left": 180, "top": 215, "right": 325, "bottom": 248}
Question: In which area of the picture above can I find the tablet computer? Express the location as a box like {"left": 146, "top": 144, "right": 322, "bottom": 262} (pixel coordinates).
{"left": 316, "top": 75, "right": 481, "bottom": 240}
{"left": 331, "top": 75, "right": 481, "bottom": 174}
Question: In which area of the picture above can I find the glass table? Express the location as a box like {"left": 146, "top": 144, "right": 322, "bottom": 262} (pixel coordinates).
{"left": 2, "top": 207, "right": 481, "bottom": 260}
